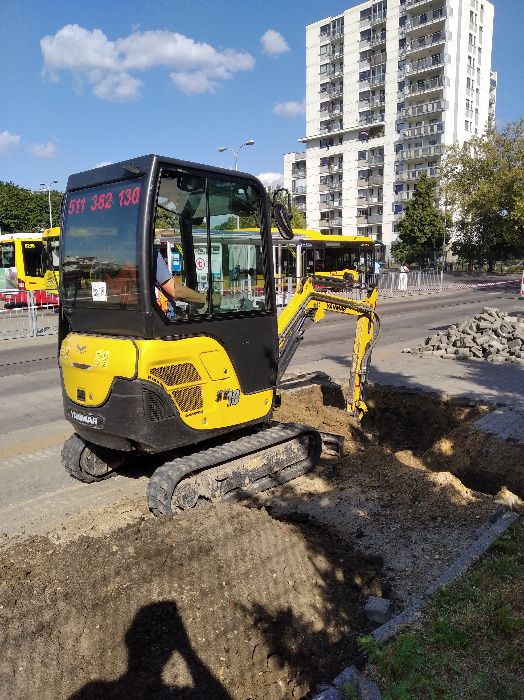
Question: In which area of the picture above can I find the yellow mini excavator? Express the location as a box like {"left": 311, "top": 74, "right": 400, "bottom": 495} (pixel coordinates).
{"left": 58, "top": 155, "right": 379, "bottom": 515}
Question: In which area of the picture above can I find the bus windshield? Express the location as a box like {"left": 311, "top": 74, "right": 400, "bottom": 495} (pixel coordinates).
{"left": 61, "top": 178, "right": 143, "bottom": 307}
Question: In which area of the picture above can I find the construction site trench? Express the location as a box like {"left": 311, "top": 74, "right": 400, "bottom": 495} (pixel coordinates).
{"left": 1, "top": 384, "right": 522, "bottom": 700}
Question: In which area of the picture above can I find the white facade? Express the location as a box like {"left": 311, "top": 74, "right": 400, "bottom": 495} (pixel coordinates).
{"left": 284, "top": 0, "right": 495, "bottom": 255}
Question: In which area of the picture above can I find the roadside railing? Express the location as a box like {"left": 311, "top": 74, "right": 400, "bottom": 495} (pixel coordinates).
{"left": 0, "top": 292, "right": 59, "bottom": 341}
{"left": 376, "top": 270, "right": 440, "bottom": 294}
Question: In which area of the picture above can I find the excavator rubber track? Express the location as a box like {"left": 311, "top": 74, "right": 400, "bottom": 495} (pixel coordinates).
{"left": 146, "top": 422, "right": 323, "bottom": 516}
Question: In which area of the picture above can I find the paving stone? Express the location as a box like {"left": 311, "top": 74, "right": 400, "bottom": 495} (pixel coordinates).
{"left": 311, "top": 688, "right": 342, "bottom": 700}
{"left": 333, "top": 666, "right": 359, "bottom": 689}
{"left": 365, "top": 596, "right": 392, "bottom": 624}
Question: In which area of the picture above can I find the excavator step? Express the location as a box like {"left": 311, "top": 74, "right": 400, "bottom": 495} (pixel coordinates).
{"left": 146, "top": 422, "right": 322, "bottom": 516}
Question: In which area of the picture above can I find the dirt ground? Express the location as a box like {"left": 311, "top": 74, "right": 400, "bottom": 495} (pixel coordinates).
{"left": 0, "top": 383, "right": 520, "bottom": 699}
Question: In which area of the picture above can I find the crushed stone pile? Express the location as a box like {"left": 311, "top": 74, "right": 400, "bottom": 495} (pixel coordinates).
{"left": 403, "top": 307, "right": 524, "bottom": 364}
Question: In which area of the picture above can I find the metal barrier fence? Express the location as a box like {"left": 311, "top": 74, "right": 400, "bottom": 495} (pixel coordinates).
{"left": 0, "top": 292, "right": 59, "bottom": 341}
{"left": 376, "top": 269, "right": 440, "bottom": 293}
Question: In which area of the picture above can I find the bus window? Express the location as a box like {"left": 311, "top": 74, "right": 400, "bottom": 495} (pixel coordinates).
{"left": 0, "top": 242, "right": 17, "bottom": 290}
{"left": 22, "top": 241, "right": 44, "bottom": 278}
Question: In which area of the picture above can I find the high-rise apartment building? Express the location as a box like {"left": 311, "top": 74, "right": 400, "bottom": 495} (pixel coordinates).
{"left": 283, "top": 0, "right": 495, "bottom": 254}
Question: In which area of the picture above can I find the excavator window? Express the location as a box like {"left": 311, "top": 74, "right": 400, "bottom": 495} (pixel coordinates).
{"left": 61, "top": 178, "right": 142, "bottom": 308}
{"left": 154, "top": 171, "right": 269, "bottom": 320}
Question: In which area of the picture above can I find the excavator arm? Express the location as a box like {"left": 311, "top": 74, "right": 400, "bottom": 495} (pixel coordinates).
{"left": 277, "top": 277, "right": 380, "bottom": 420}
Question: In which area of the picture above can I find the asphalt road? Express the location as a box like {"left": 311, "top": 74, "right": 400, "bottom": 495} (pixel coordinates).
{"left": 0, "top": 282, "right": 522, "bottom": 538}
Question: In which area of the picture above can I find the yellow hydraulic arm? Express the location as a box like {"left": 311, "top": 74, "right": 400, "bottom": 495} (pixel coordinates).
{"left": 277, "top": 277, "right": 380, "bottom": 420}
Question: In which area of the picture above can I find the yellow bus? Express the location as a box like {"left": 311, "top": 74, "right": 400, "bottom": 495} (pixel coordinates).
{"left": 271, "top": 229, "right": 376, "bottom": 283}
{"left": 42, "top": 226, "right": 60, "bottom": 292}
{"left": 0, "top": 233, "right": 45, "bottom": 293}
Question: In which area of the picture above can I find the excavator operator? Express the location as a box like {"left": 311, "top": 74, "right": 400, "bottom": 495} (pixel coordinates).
{"left": 155, "top": 250, "right": 220, "bottom": 314}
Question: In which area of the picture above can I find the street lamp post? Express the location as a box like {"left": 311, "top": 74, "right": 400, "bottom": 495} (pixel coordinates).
{"left": 217, "top": 140, "right": 255, "bottom": 171}
{"left": 40, "top": 179, "right": 58, "bottom": 228}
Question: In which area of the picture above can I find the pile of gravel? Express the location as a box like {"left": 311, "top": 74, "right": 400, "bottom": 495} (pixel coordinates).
{"left": 403, "top": 307, "right": 524, "bottom": 364}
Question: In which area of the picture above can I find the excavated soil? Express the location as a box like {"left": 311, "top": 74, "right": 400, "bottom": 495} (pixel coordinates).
{"left": 1, "top": 383, "right": 522, "bottom": 699}
{"left": 0, "top": 505, "right": 385, "bottom": 700}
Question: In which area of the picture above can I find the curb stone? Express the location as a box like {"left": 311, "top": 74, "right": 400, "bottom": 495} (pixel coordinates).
{"left": 311, "top": 511, "right": 518, "bottom": 700}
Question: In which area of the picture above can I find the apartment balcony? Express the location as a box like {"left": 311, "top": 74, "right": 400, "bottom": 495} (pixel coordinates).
{"left": 327, "top": 30, "right": 344, "bottom": 42}
{"left": 370, "top": 33, "right": 387, "bottom": 47}
{"left": 329, "top": 163, "right": 343, "bottom": 173}
{"left": 402, "top": 98, "right": 447, "bottom": 118}
{"left": 406, "top": 7, "right": 447, "bottom": 33}
{"left": 396, "top": 167, "right": 438, "bottom": 181}
{"left": 367, "top": 213, "right": 383, "bottom": 224}
{"left": 395, "top": 144, "right": 443, "bottom": 161}
{"left": 405, "top": 54, "right": 446, "bottom": 77}
{"left": 370, "top": 74, "right": 386, "bottom": 87}
{"left": 407, "top": 31, "right": 447, "bottom": 57}
{"left": 330, "top": 51, "right": 344, "bottom": 62}
{"left": 405, "top": 76, "right": 447, "bottom": 97}
{"left": 294, "top": 203, "right": 306, "bottom": 212}
{"left": 402, "top": 121, "right": 444, "bottom": 138}
{"left": 319, "top": 201, "right": 342, "bottom": 211}
{"left": 357, "top": 216, "right": 369, "bottom": 225}
{"left": 320, "top": 181, "right": 342, "bottom": 192}
{"left": 320, "top": 125, "right": 344, "bottom": 135}
{"left": 293, "top": 186, "right": 307, "bottom": 194}
{"left": 359, "top": 114, "right": 386, "bottom": 127}
{"left": 407, "top": 0, "right": 443, "bottom": 11}
{"left": 330, "top": 217, "right": 343, "bottom": 226}
{"left": 292, "top": 169, "right": 306, "bottom": 178}
{"left": 370, "top": 10, "right": 387, "bottom": 25}
{"left": 319, "top": 104, "right": 343, "bottom": 116}
{"left": 394, "top": 191, "right": 415, "bottom": 201}
{"left": 369, "top": 174, "right": 384, "bottom": 186}
{"left": 367, "top": 155, "right": 384, "bottom": 166}
{"left": 371, "top": 53, "right": 387, "bottom": 67}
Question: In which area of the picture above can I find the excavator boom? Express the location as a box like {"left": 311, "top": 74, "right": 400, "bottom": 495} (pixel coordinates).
{"left": 277, "top": 277, "right": 380, "bottom": 419}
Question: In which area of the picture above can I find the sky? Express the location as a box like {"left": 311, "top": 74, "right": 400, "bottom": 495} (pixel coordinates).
{"left": 0, "top": 0, "right": 522, "bottom": 193}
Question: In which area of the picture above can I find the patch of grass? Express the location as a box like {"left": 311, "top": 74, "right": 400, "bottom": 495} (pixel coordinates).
{"left": 371, "top": 519, "right": 524, "bottom": 700}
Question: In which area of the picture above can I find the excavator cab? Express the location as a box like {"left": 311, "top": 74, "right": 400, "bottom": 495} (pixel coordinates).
{"left": 59, "top": 155, "right": 379, "bottom": 515}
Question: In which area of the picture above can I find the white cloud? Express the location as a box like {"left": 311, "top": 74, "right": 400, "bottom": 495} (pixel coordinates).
{"left": 41, "top": 24, "right": 255, "bottom": 100}
{"left": 94, "top": 161, "right": 113, "bottom": 168}
{"left": 28, "top": 141, "right": 58, "bottom": 159}
{"left": 273, "top": 99, "right": 306, "bottom": 118}
{"left": 93, "top": 72, "right": 142, "bottom": 101}
{"left": 170, "top": 70, "right": 216, "bottom": 95}
{"left": 0, "top": 130, "right": 21, "bottom": 154}
{"left": 257, "top": 172, "right": 283, "bottom": 188}
{"left": 260, "top": 29, "right": 290, "bottom": 56}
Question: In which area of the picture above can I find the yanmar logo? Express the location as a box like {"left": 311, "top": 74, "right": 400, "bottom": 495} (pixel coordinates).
{"left": 69, "top": 409, "right": 103, "bottom": 428}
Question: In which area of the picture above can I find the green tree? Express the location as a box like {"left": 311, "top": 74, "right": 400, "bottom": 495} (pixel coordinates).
{"left": 392, "top": 174, "right": 446, "bottom": 265}
{"left": 0, "top": 181, "right": 62, "bottom": 233}
{"left": 442, "top": 119, "right": 524, "bottom": 269}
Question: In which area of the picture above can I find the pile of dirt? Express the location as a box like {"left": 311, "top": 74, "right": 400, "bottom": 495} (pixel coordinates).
{"left": 0, "top": 503, "right": 385, "bottom": 700}
{"left": 268, "top": 384, "right": 508, "bottom": 604}
{"left": 402, "top": 306, "right": 524, "bottom": 364}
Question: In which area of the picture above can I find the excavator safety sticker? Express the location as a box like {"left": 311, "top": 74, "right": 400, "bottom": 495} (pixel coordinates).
{"left": 216, "top": 389, "right": 240, "bottom": 407}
